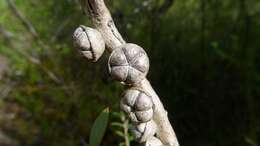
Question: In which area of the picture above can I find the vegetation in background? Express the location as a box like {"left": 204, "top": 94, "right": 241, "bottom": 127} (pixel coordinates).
{"left": 0, "top": 0, "right": 259, "bottom": 146}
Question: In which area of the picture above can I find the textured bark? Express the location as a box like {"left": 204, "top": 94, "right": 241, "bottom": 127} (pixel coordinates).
{"left": 80, "top": 0, "right": 125, "bottom": 52}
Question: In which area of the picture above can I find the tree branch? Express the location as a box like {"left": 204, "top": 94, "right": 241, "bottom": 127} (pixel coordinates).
{"left": 122, "top": 115, "right": 130, "bottom": 146}
{"left": 80, "top": 0, "right": 125, "bottom": 52}
{"left": 79, "top": 0, "right": 179, "bottom": 145}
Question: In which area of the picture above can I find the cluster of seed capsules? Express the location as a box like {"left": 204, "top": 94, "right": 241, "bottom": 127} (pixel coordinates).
{"left": 73, "top": 25, "right": 160, "bottom": 144}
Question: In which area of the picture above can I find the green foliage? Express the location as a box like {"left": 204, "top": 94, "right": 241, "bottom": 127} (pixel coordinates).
{"left": 111, "top": 112, "right": 134, "bottom": 146}
{"left": 90, "top": 108, "right": 109, "bottom": 146}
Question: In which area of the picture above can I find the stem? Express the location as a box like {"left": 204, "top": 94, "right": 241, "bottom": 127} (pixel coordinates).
{"left": 139, "top": 79, "right": 179, "bottom": 146}
{"left": 80, "top": 0, "right": 179, "bottom": 145}
{"left": 123, "top": 117, "right": 130, "bottom": 146}
{"left": 80, "top": 0, "right": 125, "bottom": 52}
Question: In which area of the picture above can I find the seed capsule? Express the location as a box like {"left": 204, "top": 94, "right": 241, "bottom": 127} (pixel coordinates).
{"left": 131, "top": 120, "right": 157, "bottom": 142}
{"left": 120, "top": 89, "right": 153, "bottom": 123}
{"left": 73, "top": 25, "right": 105, "bottom": 62}
{"left": 108, "top": 43, "right": 149, "bottom": 84}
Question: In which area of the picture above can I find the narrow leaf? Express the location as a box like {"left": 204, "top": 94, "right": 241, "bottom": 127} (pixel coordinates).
{"left": 115, "top": 130, "right": 125, "bottom": 137}
{"left": 111, "top": 122, "right": 124, "bottom": 128}
{"left": 89, "top": 108, "right": 109, "bottom": 146}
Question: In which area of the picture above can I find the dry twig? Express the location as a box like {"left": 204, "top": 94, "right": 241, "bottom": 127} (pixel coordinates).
{"left": 76, "top": 0, "right": 180, "bottom": 145}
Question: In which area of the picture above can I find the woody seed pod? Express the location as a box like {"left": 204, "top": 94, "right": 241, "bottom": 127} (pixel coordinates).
{"left": 131, "top": 120, "right": 157, "bottom": 142}
{"left": 73, "top": 25, "right": 105, "bottom": 62}
{"left": 120, "top": 89, "right": 153, "bottom": 123}
{"left": 108, "top": 43, "right": 149, "bottom": 84}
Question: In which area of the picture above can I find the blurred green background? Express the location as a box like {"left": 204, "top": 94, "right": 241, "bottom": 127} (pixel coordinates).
{"left": 0, "top": 0, "right": 260, "bottom": 146}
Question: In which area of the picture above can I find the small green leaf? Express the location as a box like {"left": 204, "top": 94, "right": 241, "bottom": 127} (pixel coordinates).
{"left": 115, "top": 130, "right": 124, "bottom": 137}
{"left": 111, "top": 122, "right": 124, "bottom": 128}
{"left": 89, "top": 107, "right": 109, "bottom": 146}
{"left": 111, "top": 112, "right": 122, "bottom": 118}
